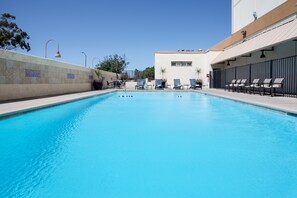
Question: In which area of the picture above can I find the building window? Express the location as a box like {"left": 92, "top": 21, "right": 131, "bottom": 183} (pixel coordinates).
{"left": 171, "top": 61, "right": 192, "bottom": 67}
{"left": 67, "top": 73, "right": 75, "bottom": 79}
{"left": 25, "top": 69, "right": 41, "bottom": 78}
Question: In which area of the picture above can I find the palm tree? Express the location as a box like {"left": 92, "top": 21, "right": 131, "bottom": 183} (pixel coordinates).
{"left": 195, "top": 67, "right": 201, "bottom": 79}
{"left": 160, "top": 67, "right": 166, "bottom": 88}
{"left": 160, "top": 67, "right": 166, "bottom": 81}
{"left": 95, "top": 69, "right": 103, "bottom": 82}
{"left": 195, "top": 67, "right": 203, "bottom": 85}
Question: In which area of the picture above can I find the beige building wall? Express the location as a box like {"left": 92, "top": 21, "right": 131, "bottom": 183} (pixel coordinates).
{"left": 0, "top": 50, "right": 118, "bottom": 101}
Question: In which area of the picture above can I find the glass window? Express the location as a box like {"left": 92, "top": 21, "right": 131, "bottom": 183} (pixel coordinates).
{"left": 171, "top": 61, "right": 192, "bottom": 67}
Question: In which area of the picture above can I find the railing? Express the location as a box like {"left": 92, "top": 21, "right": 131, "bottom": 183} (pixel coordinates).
{"left": 210, "top": 55, "right": 297, "bottom": 98}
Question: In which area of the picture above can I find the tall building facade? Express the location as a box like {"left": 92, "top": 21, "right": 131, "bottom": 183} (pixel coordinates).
{"left": 155, "top": 0, "right": 297, "bottom": 92}
{"left": 232, "top": 0, "right": 287, "bottom": 33}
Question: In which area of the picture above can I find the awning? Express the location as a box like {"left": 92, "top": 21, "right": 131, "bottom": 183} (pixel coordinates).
{"left": 211, "top": 18, "right": 297, "bottom": 64}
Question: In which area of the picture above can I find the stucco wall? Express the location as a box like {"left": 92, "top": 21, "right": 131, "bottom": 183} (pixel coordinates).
{"left": 0, "top": 50, "right": 118, "bottom": 101}
{"left": 154, "top": 51, "right": 220, "bottom": 87}
{"left": 211, "top": 0, "right": 296, "bottom": 51}
{"left": 232, "top": 0, "right": 287, "bottom": 33}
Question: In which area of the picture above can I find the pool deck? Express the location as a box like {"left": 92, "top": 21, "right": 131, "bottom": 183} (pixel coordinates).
{"left": 0, "top": 89, "right": 116, "bottom": 118}
{"left": 199, "top": 88, "right": 297, "bottom": 115}
{"left": 0, "top": 88, "right": 297, "bottom": 118}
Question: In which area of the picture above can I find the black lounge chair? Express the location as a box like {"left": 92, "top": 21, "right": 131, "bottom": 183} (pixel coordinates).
{"left": 271, "top": 78, "right": 284, "bottom": 96}
{"left": 135, "top": 79, "right": 145, "bottom": 89}
{"left": 155, "top": 79, "right": 163, "bottom": 89}
{"left": 265, "top": 78, "right": 284, "bottom": 97}
{"left": 260, "top": 78, "right": 272, "bottom": 95}
{"left": 173, "top": 79, "right": 183, "bottom": 89}
{"left": 237, "top": 79, "right": 247, "bottom": 92}
{"left": 232, "top": 79, "right": 241, "bottom": 92}
{"left": 245, "top": 79, "right": 260, "bottom": 94}
{"left": 225, "top": 79, "right": 236, "bottom": 91}
{"left": 190, "top": 79, "right": 202, "bottom": 89}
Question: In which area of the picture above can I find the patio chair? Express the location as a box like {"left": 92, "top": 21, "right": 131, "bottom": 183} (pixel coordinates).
{"left": 120, "top": 80, "right": 126, "bottom": 89}
{"left": 244, "top": 79, "right": 260, "bottom": 94}
{"left": 173, "top": 79, "right": 183, "bottom": 89}
{"left": 267, "top": 78, "right": 284, "bottom": 97}
{"left": 106, "top": 81, "right": 113, "bottom": 89}
{"left": 113, "top": 80, "right": 123, "bottom": 88}
{"left": 260, "top": 78, "right": 272, "bottom": 95}
{"left": 190, "top": 79, "right": 202, "bottom": 89}
{"left": 237, "top": 79, "right": 247, "bottom": 92}
{"left": 232, "top": 79, "right": 241, "bottom": 92}
{"left": 155, "top": 79, "right": 163, "bottom": 89}
{"left": 225, "top": 79, "right": 236, "bottom": 91}
{"left": 135, "top": 79, "right": 145, "bottom": 89}
{"left": 272, "top": 78, "right": 284, "bottom": 96}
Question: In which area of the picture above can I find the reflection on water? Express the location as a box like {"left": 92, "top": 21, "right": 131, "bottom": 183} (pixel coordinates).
{"left": 0, "top": 94, "right": 113, "bottom": 197}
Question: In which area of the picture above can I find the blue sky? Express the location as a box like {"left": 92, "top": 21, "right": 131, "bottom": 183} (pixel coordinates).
{"left": 1, "top": 0, "right": 231, "bottom": 70}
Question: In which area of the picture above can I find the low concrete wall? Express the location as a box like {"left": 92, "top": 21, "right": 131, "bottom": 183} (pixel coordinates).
{"left": 0, "top": 50, "right": 117, "bottom": 101}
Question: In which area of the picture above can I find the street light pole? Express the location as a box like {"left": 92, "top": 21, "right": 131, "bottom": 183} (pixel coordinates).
{"left": 82, "top": 52, "right": 87, "bottom": 67}
{"left": 45, "top": 39, "right": 61, "bottom": 58}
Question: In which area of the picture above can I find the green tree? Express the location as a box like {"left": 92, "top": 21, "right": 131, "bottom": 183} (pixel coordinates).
{"left": 141, "top": 66, "right": 154, "bottom": 80}
{"left": 0, "top": 13, "right": 30, "bottom": 51}
{"left": 96, "top": 54, "right": 129, "bottom": 73}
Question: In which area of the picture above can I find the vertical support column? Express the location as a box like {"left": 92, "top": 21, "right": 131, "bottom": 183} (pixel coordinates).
{"left": 249, "top": 64, "right": 252, "bottom": 84}
{"left": 294, "top": 41, "right": 297, "bottom": 98}
{"left": 270, "top": 60, "right": 273, "bottom": 79}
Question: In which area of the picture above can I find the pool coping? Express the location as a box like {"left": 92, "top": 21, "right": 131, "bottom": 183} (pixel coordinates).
{"left": 198, "top": 89, "right": 297, "bottom": 116}
{"left": 0, "top": 89, "right": 296, "bottom": 119}
{"left": 0, "top": 90, "right": 116, "bottom": 119}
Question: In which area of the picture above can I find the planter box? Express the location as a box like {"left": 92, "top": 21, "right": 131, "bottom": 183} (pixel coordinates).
{"left": 93, "top": 81, "right": 103, "bottom": 90}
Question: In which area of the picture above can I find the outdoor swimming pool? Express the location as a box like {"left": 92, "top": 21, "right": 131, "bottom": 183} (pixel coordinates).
{"left": 0, "top": 91, "right": 297, "bottom": 197}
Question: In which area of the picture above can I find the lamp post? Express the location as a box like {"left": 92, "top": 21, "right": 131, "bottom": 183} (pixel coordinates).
{"left": 82, "top": 52, "right": 87, "bottom": 67}
{"left": 45, "top": 39, "right": 61, "bottom": 58}
{"left": 92, "top": 57, "right": 100, "bottom": 68}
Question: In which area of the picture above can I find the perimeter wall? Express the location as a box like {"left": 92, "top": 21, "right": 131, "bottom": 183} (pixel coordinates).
{"left": 0, "top": 50, "right": 118, "bottom": 101}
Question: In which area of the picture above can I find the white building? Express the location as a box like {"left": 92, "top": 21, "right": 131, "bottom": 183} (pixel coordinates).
{"left": 155, "top": 0, "right": 297, "bottom": 93}
{"left": 154, "top": 50, "right": 219, "bottom": 87}
{"left": 232, "top": 0, "right": 286, "bottom": 33}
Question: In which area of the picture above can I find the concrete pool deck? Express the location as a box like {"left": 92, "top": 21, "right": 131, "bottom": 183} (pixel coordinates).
{"left": 0, "top": 88, "right": 297, "bottom": 118}
{"left": 0, "top": 89, "right": 116, "bottom": 118}
{"left": 199, "top": 89, "right": 297, "bottom": 115}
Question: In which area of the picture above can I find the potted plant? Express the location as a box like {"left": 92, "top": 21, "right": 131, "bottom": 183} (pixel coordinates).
{"left": 160, "top": 67, "right": 166, "bottom": 88}
{"left": 197, "top": 79, "right": 203, "bottom": 87}
{"left": 195, "top": 67, "right": 203, "bottom": 87}
{"left": 93, "top": 69, "right": 103, "bottom": 90}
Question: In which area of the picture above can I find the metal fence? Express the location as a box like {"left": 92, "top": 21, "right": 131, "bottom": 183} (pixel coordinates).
{"left": 210, "top": 55, "right": 297, "bottom": 97}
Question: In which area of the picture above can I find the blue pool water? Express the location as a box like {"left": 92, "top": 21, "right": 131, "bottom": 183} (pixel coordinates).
{"left": 1, "top": 91, "right": 297, "bottom": 197}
